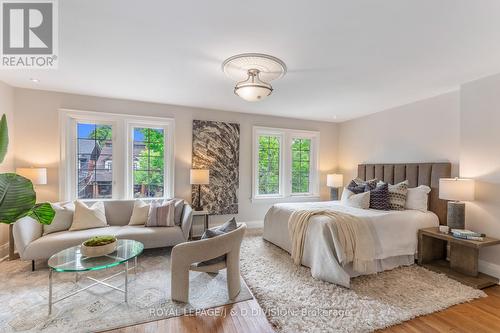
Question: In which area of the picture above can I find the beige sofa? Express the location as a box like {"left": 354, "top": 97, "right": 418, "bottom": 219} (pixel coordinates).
{"left": 13, "top": 200, "right": 193, "bottom": 268}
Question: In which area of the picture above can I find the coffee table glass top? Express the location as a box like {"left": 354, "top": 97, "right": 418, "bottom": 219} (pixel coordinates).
{"left": 48, "top": 239, "right": 144, "bottom": 272}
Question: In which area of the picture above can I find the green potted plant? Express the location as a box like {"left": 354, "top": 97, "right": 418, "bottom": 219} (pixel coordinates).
{"left": 0, "top": 114, "right": 55, "bottom": 226}
{"left": 81, "top": 235, "right": 117, "bottom": 257}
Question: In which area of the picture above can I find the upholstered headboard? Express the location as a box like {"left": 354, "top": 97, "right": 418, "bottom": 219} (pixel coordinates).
{"left": 357, "top": 163, "right": 451, "bottom": 225}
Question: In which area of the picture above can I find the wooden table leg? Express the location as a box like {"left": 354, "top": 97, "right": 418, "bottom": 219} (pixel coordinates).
{"left": 450, "top": 243, "right": 479, "bottom": 277}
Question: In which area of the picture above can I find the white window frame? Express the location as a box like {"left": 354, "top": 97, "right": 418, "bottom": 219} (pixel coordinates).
{"left": 252, "top": 126, "right": 320, "bottom": 201}
{"left": 59, "top": 109, "right": 175, "bottom": 201}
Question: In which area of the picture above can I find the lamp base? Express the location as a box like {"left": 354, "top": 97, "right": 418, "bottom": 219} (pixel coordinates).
{"left": 330, "top": 187, "right": 339, "bottom": 201}
{"left": 447, "top": 201, "right": 465, "bottom": 230}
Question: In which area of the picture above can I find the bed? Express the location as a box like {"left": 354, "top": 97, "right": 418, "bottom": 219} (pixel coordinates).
{"left": 263, "top": 163, "right": 451, "bottom": 287}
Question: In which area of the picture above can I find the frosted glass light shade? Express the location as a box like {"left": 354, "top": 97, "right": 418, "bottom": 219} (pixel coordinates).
{"left": 235, "top": 85, "right": 272, "bottom": 102}
{"left": 327, "top": 174, "right": 343, "bottom": 188}
{"left": 439, "top": 178, "right": 475, "bottom": 201}
{"left": 16, "top": 167, "right": 47, "bottom": 185}
{"left": 190, "top": 169, "right": 210, "bottom": 185}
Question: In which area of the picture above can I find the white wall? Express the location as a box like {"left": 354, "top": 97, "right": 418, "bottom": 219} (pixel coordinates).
{"left": 338, "top": 91, "right": 461, "bottom": 180}
{"left": 13, "top": 88, "right": 338, "bottom": 225}
{"left": 460, "top": 73, "right": 500, "bottom": 271}
{"left": 0, "top": 81, "right": 15, "bottom": 256}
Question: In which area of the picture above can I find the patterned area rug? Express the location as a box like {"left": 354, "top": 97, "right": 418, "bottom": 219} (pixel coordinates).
{"left": 0, "top": 248, "right": 252, "bottom": 332}
{"left": 240, "top": 231, "right": 486, "bottom": 333}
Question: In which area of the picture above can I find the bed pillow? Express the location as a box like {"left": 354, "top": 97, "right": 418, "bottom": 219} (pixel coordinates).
{"left": 341, "top": 188, "right": 370, "bottom": 209}
{"left": 348, "top": 178, "right": 378, "bottom": 194}
{"left": 365, "top": 183, "right": 389, "bottom": 210}
{"left": 405, "top": 185, "right": 431, "bottom": 212}
{"left": 70, "top": 201, "right": 108, "bottom": 231}
{"left": 128, "top": 200, "right": 150, "bottom": 225}
{"left": 43, "top": 202, "right": 75, "bottom": 235}
{"left": 385, "top": 180, "right": 409, "bottom": 211}
{"left": 146, "top": 199, "right": 176, "bottom": 227}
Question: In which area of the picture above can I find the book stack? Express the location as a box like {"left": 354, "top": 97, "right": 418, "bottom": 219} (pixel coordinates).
{"left": 451, "top": 229, "right": 486, "bottom": 241}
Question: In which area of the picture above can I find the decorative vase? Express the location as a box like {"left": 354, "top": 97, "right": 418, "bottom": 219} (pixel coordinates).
{"left": 81, "top": 239, "right": 117, "bottom": 257}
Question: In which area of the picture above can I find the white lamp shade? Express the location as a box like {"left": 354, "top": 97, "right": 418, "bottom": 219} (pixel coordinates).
{"left": 16, "top": 168, "right": 47, "bottom": 185}
{"left": 190, "top": 169, "right": 210, "bottom": 185}
{"left": 234, "top": 85, "right": 272, "bottom": 102}
{"left": 327, "top": 174, "right": 343, "bottom": 188}
{"left": 439, "top": 178, "right": 475, "bottom": 201}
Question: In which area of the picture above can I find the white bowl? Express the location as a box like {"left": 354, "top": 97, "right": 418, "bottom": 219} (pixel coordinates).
{"left": 81, "top": 240, "right": 117, "bottom": 257}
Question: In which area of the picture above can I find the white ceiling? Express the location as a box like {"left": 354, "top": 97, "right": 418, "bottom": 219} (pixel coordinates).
{"left": 2, "top": 0, "right": 500, "bottom": 122}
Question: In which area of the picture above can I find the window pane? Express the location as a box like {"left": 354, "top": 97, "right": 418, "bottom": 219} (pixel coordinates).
{"left": 257, "top": 135, "right": 280, "bottom": 195}
{"left": 291, "top": 138, "right": 311, "bottom": 193}
{"left": 133, "top": 127, "right": 165, "bottom": 198}
{"left": 77, "top": 123, "right": 112, "bottom": 199}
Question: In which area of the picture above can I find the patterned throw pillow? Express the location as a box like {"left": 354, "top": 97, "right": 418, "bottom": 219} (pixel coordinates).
{"left": 347, "top": 178, "right": 378, "bottom": 194}
{"left": 365, "top": 183, "right": 389, "bottom": 210}
{"left": 385, "top": 180, "right": 409, "bottom": 211}
{"left": 146, "top": 200, "right": 176, "bottom": 227}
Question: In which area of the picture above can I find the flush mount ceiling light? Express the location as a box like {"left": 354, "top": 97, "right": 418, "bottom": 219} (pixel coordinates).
{"left": 222, "top": 53, "right": 287, "bottom": 102}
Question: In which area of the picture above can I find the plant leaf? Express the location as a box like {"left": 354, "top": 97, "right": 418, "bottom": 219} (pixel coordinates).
{"left": 0, "top": 114, "right": 8, "bottom": 164}
{"left": 0, "top": 173, "right": 36, "bottom": 224}
{"left": 28, "top": 203, "right": 55, "bottom": 225}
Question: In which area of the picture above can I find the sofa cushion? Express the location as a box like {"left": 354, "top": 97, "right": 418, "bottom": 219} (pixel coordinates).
{"left": 146, "top": 200, "right": 176, "bottom": 227}
{"left": 128, "top": 200, "right": 150, "bottom": 225}
{"left": 23, "top": 225, "right": 185, "bottom": 260}
{"left": 43, "top": 202, "right": 75, "bottom": 235}
{"left": 70, "top": 201, "right": 108, "bottom": 231}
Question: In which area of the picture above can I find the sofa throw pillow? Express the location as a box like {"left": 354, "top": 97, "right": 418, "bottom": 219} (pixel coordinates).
{"left": 173, "top": 199, "right": 185, "bottom": 226}
{"left": 70, "top": 201, "right": 108, "bottom": 231}
{"left": 43, "top": 202, "right": 75, "bottom": 235}
{"left": 406, "top": 185, "right": 431, "bottom": 212}
{"left": 385, "top": 180, "right": 409, "bottom": 211}
{"left": 366, "top": 183, "right": 389, "bottom": 210}
{"left": 128, "top": 200, "right": 150, "bottom": 225}
{"left": 340, "top": 188, "right": 370, "bottom": 209}
{"left": 198, "top": 217, "right": 238, "bottom": 266}
{"left": 146, "top": 199, "right": 176, "bottom": 227}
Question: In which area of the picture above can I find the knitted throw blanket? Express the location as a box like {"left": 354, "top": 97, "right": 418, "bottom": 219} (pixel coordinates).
{"left": 288, "top": 209, "right": 377, "bottom": 273}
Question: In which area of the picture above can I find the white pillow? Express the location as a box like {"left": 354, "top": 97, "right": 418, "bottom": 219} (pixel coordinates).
{"left": 128, "top": 200, "right": 150, "bottom": 225}
{"left": 341, "top": 188, "right": 370, "bottom": 209}
{"left": 43, "top": 202, "right": 75, "bottom": 235}
{"left": 405, "top": 185, "right": 431, "bottom": 212}
{"left": 70, "top": 201, "right": 108, "bottom": 231}
{"left": 146, "top": 199, "right": 176, "bottom": 227}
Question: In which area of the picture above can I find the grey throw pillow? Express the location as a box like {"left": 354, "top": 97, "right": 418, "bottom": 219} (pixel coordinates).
{"left": 197, "top": 217, "right": 237, "bottom": 266}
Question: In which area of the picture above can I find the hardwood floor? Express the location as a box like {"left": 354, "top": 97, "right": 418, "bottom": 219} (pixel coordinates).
{"left": 107, "top": 286, "right": 500, "bottom": 333}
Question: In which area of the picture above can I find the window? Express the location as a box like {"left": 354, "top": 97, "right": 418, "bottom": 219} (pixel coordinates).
{"left": 132, "top": 127, "right": 165, "bottom": 198}
{"left": 253, "top": 127, "right": 319, "bottom": 200}
{"left": 77, "top": 123, "right": 113, "bottom": 199}
{"left": 60, "top": 109, "right": 174, "bottom": 201}
{"left": 257, "top": 135, "right": 281, "bottom": 195}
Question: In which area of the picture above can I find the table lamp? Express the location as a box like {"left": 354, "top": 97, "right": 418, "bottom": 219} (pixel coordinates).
{"left": 439, "top": 178, "right": 475, "bottom": 229}
{"left": 190, "top": 169, "right": 209, "bottom": 211}
{"left": 327, "top": 174, "right": 343, "bottom": 200}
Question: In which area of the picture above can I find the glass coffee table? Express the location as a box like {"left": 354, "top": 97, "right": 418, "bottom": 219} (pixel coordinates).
{"left": 47, "top": 239, "right": 144, "bottom": 315}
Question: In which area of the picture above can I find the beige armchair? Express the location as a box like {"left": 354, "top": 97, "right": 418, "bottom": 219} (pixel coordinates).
{"left": 170, "top": 223, "right": 247, "bottom": 303}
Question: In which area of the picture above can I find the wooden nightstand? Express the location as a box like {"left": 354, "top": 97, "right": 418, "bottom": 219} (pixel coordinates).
{"left": 418, "top": 227, "right": 500, "bottom": 289}
{"left": 189, "top": 210, "right": 209, "bottom": 240}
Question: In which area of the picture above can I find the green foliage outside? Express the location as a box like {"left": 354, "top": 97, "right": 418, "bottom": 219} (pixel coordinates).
{"left": 291, "top": 138, "right": 311, "bottom": 193}
{"left": 133, "top": 128, "right": 164, "bottom": 197}
{"left": 258, "top": 136, "right": 311, "bottom": 195}
{"left": 89, "top": 125, "right": 112, "bottom": 145}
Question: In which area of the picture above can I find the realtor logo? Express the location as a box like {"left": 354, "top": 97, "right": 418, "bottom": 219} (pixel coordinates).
{"left": 1, "top": 0, "right": 58, "bottom": 68}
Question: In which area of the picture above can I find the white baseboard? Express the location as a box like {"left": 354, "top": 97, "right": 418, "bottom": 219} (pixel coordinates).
{"left": 243, "top": 220, "right": 264, "bottom": 229}
{"left": 479, "top": 259, "right": 500, "bottom": 282}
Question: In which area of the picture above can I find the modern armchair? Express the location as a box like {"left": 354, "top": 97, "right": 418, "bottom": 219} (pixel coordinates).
{"left": 170, "top": 223, "right": 247, "bottom": 303}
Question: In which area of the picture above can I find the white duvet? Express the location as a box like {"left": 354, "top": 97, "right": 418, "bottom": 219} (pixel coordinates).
{"left": 263, "top": 201, "right": 439, "bottom": 287}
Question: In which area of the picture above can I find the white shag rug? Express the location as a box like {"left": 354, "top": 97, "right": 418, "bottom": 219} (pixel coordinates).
{"left": 240, "top": 231, "right": 486, "bottom": 333}
{"left": 0, "top": 248, "right": 252, "bottom": 333}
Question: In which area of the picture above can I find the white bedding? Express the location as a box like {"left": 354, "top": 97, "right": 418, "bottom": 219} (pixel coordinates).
{"left": 263, "top": 200, "right": 439, "bottom": 287}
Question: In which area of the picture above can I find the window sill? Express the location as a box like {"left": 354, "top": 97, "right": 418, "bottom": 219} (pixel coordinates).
{"left": 251, "top": 194, "right": 321, "bottom": 204}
